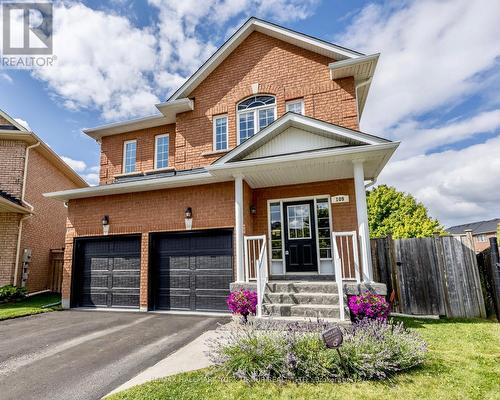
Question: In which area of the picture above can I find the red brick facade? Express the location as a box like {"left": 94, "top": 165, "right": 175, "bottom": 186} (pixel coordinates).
{"left": 0, "top": 139, "right": 83, "bottom": 291}
{"left": 99, "top": 32, "right": 357, "bottom": 184}
{"left": 62, "top": 28, "right": 366, "bottom": 309}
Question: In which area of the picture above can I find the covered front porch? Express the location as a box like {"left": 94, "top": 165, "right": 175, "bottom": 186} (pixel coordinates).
{"left": 207, "top": 113, "right": 398, "bottom": 319}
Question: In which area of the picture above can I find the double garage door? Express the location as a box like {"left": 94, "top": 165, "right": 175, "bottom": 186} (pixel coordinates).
{"left": 73, "top": 230, "right": 232, "bottom": 312}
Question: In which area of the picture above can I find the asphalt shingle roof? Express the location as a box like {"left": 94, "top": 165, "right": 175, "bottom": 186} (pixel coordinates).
{"left": 447, "top": 218, "right": 500, "bottom": 235}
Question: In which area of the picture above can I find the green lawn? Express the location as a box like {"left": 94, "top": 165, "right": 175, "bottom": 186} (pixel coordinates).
{"left": 0, "top": 292, "right": 61, "bottom": 321}
{"left": 109, "top": 318, "right": 500, "bottom": 400}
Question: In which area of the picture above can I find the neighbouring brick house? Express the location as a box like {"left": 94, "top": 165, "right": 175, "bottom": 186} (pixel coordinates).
{"left": 47, "top": 18, "right": 398, "bottom": 319}
{"left": 447, "top": 218, "right": 500, "bottom": 253}
{"left": 0, "top": 109, "right": 87, "bottom": 292}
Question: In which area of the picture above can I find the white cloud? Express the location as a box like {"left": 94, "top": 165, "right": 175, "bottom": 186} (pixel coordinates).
{"left": 61, "top": 156, "right": 86, "bottom": 172}
{"left": 0, "top": 73, "right": 13, "bottom": 84}
{"left": 337, "top": 0, "right": 500, "bottom": 133}
{"left": 14, "top": 118, "right": 30, "bottom": 130}
{"left": 339, "top": 0, "right": 500, "bottom": 226}
{"left": 83, "top": 173, "right": 99, "bottom": 186}
{"left": 28, "top": 1, "right": 319, "bottom": 121}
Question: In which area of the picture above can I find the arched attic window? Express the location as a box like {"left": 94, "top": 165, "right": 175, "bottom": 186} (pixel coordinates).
{"left": 237, "top": 95, "right": 276, "bottom": 144}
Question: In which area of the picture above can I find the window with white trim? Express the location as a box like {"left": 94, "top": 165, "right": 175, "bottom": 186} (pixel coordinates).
{"left": 237, "top": 95, "right": 276, "bottom": 144}
{"left": 476, "top": 234, "right": 486, "bottom": 242}
{"left": 155, "top": 134, "right": 169, "bottom": 169}
{"left": 213, "top": 115, "right": 228, "bottom": 151}
{"left": 316, "top": 198, "right": 332, "bottom": 258}
{"left": 286, "top": 99, "right": 304, "bottom": 115}
{"left": 123, "top": 140, "right": 136, "bottom": 173}
{"left": 270, "top": 202, "right": 282, "bottom": 260}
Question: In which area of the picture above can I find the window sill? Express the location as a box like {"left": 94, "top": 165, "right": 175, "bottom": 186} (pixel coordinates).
{"left": 143, "top": 167, "right": 175, "bottom": 174}
{"left": 202, "top": 149, "right": 230, "bottom": 157}
{"left": 114, "top": 171, "right": 144, "bottom": 178}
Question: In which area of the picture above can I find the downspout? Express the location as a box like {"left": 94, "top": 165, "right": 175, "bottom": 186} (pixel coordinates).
{"left": 365, "top": 178, "right": 377, "bottom": 189}
{"left": 13, "top": 141, "right": 40, "bottom": 286}
{"left": 355, "top": 78, "right": 372, "bottom": 127}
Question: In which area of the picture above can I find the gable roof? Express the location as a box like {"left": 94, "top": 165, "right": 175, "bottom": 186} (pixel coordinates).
{"left": 447, "top": 218, "right": 500, "bottom": 235}
{"left": 0, "top": 108, "right": 88, "bottom": 188}
{"left": 213, "top": 112, "right": 390, "bottom": 165}
{"left": 167, "top": 17, "right": 364, "bottom": 103}
{"left": 0, "top": 109, "right": 28, "bottom": 131}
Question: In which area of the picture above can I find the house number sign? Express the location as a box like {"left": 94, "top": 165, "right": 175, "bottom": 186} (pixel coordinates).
{"left": 322, "top": 326, "right": 343, "bottom": 349}
{"left": 331, "top": 195, "right": 349, "bottom": 204}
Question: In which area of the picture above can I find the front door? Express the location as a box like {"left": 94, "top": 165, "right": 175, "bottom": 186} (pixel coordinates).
{"left": 283, "top": 200, "right": 318, "bottom": 272}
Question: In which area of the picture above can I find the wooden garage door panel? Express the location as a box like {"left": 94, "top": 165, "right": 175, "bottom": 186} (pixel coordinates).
{"left": 152, "top": 230, "right": 233, "bottom": 312}
{"left": 74, "top": 236, "right": 141, "bottom": 309}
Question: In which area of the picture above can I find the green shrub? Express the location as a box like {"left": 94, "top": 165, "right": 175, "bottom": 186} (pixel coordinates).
{"left": 208, "top": 319, "right": 427, "bottom": 382}
{"left": 0, "top": 285, "right": 27, "bottom": 303}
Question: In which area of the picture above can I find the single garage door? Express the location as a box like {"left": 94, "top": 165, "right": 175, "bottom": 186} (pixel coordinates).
{"left": 151, "top": 229, "right": 233, "bottom": 312}
{"left": 73, "top": 235, "right": 141, "bottom": 308}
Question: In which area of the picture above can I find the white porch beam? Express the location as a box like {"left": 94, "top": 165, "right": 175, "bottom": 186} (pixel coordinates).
{"left": 234, "top": 174, "right": 245, "bottom": 282}
{"left": 353, "top": 161, "right": 373, "bottom": 282}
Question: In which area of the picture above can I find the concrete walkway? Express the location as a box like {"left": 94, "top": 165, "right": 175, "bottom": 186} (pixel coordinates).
{"left": 107, "top": 329, "right": 220, "bottom": 396}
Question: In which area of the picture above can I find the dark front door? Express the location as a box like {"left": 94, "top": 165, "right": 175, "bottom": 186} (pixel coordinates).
{"left": 73, "top": 236, "right": 141, "bottom": 309}
{"left": 151, "top": 229, "right": 233, "bottom": 312}
{"left": 283, "top": 200, "right": 318, "bottom": 273}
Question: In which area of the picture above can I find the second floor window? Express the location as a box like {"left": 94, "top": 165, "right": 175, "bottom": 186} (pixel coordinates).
{"left": 286, "top": 99, "right": 304, "bottom": 115}
{"left": 213, "top": 115, "right": 228, "bottom": 151}
{"left": 237, "top": 95, "right": 276, "bottom": 144}
{"left": 155, "top": 134, "right": 169, "bottom": 169}
{"left": 123, "top": 140, "right": 136, "bottom": 173}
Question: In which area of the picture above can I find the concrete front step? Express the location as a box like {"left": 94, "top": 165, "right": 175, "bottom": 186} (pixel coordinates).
{"left": 266, "top": 281, "right": 339, "bottom": 294}
{"left": 263, "top": 292, "right": 339, "bottom": 305}
{"left": 262, "top": 303, "right": 340, "bottom": 319}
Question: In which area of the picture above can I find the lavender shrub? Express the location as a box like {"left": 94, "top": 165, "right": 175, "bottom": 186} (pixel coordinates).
{"left": 207, "top": 319, "right": 426, "bottom": 382}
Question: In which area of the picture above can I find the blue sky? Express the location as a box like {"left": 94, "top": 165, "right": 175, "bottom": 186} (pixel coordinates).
{"left": 0, "top": 0, "right": 499, "bottom": 226}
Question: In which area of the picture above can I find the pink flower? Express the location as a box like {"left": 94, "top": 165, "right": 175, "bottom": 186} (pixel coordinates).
{"left": 227, "top": 290, "right": 257, "bottom": 322}
{"left": 348, "top": 293, "right": 390, "bottom": 321}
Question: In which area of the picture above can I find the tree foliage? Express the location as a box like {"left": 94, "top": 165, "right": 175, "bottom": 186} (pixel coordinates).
{"left": 366, "top": 185, "right": 445, "bottom": 239}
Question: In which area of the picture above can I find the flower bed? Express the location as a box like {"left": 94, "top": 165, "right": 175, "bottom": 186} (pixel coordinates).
{"left": 348, "top": 292, "right": 390, "bottom": 321}
{"left": 208, "top": 319, "right": 426, "bottom": 382}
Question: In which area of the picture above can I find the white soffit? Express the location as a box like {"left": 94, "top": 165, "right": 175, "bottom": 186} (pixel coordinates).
{"left": 83, "top": 114, "right": 170, "bottom": 140}
{"left": 329, "top": 53, "right": 379, "bottom": 116}
{"left": 155, "top": 98, "right": 194, "bottom": 121}
{"left": 168, "top": 17, "right": 364, "bottom": 101}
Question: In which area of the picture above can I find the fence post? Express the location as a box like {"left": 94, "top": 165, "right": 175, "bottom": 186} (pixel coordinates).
{"left": 489, "top": 237, "right": 500, "bottom": 320}
{"left": 465, "top": 230, "right": 487, "bottom": 318}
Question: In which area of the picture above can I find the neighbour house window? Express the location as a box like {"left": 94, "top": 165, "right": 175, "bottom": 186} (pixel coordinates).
{"left": 213, "top": 115, "right": 228, "bottom": 151}
{"left": 270, "top": 202, "right": 282, "bottom": 260}
{"left": 286, "top": 99, "right": 304, "bottom": 115}
{"left": 155, "top": 134, "right": 169, "bottom": 169}
{"left": 316, "top": 198, "right": 332, "bottom": 259}
{"left": 123, "top": 140, "right": 136, "bottom": 173}
{"left": 476, "top": 234, "right": 486, "bottom": 242}
{"left": 237, "top": 95, "right": 276, "bottom": 144}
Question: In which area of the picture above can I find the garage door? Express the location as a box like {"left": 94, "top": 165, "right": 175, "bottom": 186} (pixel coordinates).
{"left": 73, "top": 236, "right": 141, "bottom": 308}
{"left": 151, "top": 229, "right": 233, "bottom": 312}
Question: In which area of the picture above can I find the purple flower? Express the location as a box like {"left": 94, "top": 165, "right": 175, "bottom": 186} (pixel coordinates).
{"left": 348, "top": 293, "right": 390, "bottom": 321}
{"left": 227, "top": 290, "right": 258, "bottom": 322}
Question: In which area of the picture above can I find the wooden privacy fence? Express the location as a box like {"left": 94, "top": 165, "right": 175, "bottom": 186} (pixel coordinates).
{"left": 371, "top": 234, "right": 486, "bottom": 318}
{"left": 48, "top": 249, "right": 64, "bottom": 293}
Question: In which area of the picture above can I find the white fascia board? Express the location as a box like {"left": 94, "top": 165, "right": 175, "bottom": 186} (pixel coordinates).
{"left": 213, "top": 113, "right": 390, "bottom": 165}
{"left": 328, "top": 53, "right": 380, "bottom": 77}
{"left": 83, "top": 114, "right": 170, "bottom": 140}
{"left": 169, "top": 17, "right": 363, "bottom": 101}
{"left": 0, "top": 109, "right": 28, "bottom": 131}
{"left": 44, "top": 171, "right": 219, "bottom": 201}
{"left": 155, "top": 98, "right": 194, "bottom": 122}
{"left": 0, "top": 196, "right": 30, "bottom": 214}
{"left": 207, "top": 142, "right": 400, "bottom": 173}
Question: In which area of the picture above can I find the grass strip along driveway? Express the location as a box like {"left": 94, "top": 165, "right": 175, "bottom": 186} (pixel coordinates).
{"left": 0, "top": 292, "right": 61, "bottom": 321}
{"left": 109, "top": 318, "right": 500, "bottom": 400}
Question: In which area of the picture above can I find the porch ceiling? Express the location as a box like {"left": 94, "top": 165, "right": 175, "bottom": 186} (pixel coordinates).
{"left": 207, "top": 142, "right": 399, "bottom": 188}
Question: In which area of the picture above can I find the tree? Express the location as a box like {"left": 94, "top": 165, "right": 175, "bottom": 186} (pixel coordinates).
{"left": 366, "top": 185, "right": 445, "bottom": 239}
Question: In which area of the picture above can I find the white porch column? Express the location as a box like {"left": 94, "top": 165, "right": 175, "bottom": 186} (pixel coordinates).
{"left": 353, "top": 161, "right": 373, "bottom": 282}
{"left": 234, "top": 174, "right": 245, "bottom": 282}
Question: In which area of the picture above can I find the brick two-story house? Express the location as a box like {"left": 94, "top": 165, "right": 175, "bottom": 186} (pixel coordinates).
{"left": 46, "top": 18, "right": 398, "bottom": 319}
{"left": 0, "top": 109, "right": 87, "bottom": 292}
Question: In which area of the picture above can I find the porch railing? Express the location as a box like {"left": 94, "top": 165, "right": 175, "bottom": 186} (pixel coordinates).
{"left": 244, "top": 235, "right": 268, "bottom": 317}
{"left": 332, "top": 231, "right": 361, "bottom": 321}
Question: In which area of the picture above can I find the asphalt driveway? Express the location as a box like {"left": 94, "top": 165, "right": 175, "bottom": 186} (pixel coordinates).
{"left": 0, "top": 310, "right": 227, "bottom": 400}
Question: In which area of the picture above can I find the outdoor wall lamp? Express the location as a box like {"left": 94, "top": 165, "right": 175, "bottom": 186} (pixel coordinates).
{"left": 184, "top": 207, "right": 193, "bottom": 230}
{"left": 102, "top": 215, "right": 110, "bottom": 235}
{"left": 250, "top": 204, "right": 257, "bottom": 215}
